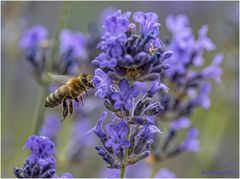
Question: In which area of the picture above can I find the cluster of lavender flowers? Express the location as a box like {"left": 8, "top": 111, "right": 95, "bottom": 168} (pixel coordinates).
{"left": 19, "top": 25, "right": 48, "bottom": 79}
{"left": 91, "top": 10, "right": 173, "bottom": 171}
{"left": 19, "top": 25, "right": 89, "bottom": 81}
{"left": 149, "top": 15, "right": 223, "bottom": 162}
{"left": 13, "top": 135, "right": 72, "bottom": 178}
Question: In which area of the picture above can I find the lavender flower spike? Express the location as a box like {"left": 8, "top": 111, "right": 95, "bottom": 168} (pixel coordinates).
{"left": 13, "top": 135, "right": 72, "bottom": 178}
{"left": 19, "top": 25, "right": 48, "bottom": 50}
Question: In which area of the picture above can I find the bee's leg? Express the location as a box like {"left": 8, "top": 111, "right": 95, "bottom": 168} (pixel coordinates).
{"left": 84, "top": 88, "right": 88, "bottom": 96}
{"left": 74, "top": 98, "right": 79, "bottom": 107}
{"left": 69, "top": 99, "right": 73, "bottom": 119}
{"left": 62, "top": 98, "right": 68, "bottom": 121}
{"left": 79, "top": 96, "right": 84, "bottom": 106}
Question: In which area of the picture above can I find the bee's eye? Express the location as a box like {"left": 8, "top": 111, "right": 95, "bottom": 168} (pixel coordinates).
{"left": 83, "top": 79, "right": 87, "bottom": 83}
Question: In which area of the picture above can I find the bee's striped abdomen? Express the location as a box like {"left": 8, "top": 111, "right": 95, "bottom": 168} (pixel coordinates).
{"left": 45, "top": 86, "right": 67, "bottom": 108}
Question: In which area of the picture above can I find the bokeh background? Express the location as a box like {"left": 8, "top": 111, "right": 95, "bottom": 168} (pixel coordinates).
{"left": 1, "top": 1, "right": 239, "bottom": 178}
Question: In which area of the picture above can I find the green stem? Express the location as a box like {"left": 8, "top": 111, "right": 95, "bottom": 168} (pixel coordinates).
{"left": 48, "top": 1, "right": 71, "bottom": 71}
{"left": 32, "top": 1, "right": 71, "bottom": 134}
{"left": 32, "top": 86, "right": 49, "bottom": 134}
{"left": 120, "top": 123, "right": 132, "bottom": 178}
{"left": 120, "top": 163, "right": 126, "bottom": 178}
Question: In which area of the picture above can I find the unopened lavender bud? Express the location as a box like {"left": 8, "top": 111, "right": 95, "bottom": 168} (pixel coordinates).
{"left": 104, "top": 99, "right": 118, "bottom": 112}
{"left": 134, "top": 52, "right": 150, "bottom": 66}
{"left": 111, "top": 161, "right": 123, "bottom": 169}
{"left": 13, "top": 167, "right": 24, "bottom": 178}
{"left": 162, "top": 129, "right": 176, "bottom": 151}
{"left": 116, "top": 148, "right": 125, "bottom": 161}
{"left": 143, "top": 139, "right": 153, "bottom": 152}
{"left": 161, "top": 50, "right": 173, "bottom": 60}
{"left": 149, "top": 52, "right": 161, "bottom": 64}
{"left": 131, "top": 116, "right": 154, "bottom": 125}
{"left": 103, "top": 154, "right": 115, "bottom": 166}
{"left": 141, "top": 63, "right": 153, "bottom": 74}
{"left": 134, "top": 138, "right": 145, "bottom": 155}
{"left": 129, "top": 151, "right": 150, "bottom": 165}
{"left": 139, "top": 73, "right": 160, "bottom": 81}
{"left": 95, "top": 146, "right": 107, "bottom": 156}
{"left": 144, "top": 102, "right": 164, "bottom": 116}
{"left": 161, "top": 64, "right": 170, "bottom": 69}
{"left": 134, "top": 97, "right": 151, "bottom": 116}
{"left": 121, "top": 54, "right": 134, "bottom": 66}
{"left": 41, "top": 169, "right": 56, "bottom": 178}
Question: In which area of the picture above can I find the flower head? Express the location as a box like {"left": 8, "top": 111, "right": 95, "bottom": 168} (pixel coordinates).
{"left": 105, "top": 122, "right": 130, "bottom": 153}
{"left": 133, "top": 11, "right": 160, "bottom": 37}
{"left": 93, "top": 10, "right": 172, "bottom": 82}
{"left": 59, "top": 29, "right": 88, "bottom": 60}
{"left": 14, "top": 135, "right": 72, "bottom": 178}
{"left": 19, "top": 25, "right": 48, "bottom": 50}
{"left": 24, "top": 135, "right": 55, "bottom": 160}
{"left": 110, "top": 80, "right": 140, "bottom": 110}
{"left": 98, "top": 10, "right": 131, "bottom": 49}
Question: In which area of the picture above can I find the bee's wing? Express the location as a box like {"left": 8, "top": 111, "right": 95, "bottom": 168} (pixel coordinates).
{"left": 47, "top": 73, "right": 72, "bottom": 85}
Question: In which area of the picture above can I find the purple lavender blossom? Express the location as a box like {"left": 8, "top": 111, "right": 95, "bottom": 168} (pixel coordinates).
{"left": 24, "top": 135, "right": 55, "bottom": 160}
{"left": 149, "top": 80, "right": 169, "bottom": 97}
{"left": 98, "top": 10, "right": 131, "bottom": 49}
{"left": 170, "top": 117, "right": 191, "bottom": 131}
{"left": 105, "top": 122, "right": 130, "bottom": 153}
{"left": 155, "top": 168, "right": 176, "bottom": 178}
{"left": 92, "top": 112, "right": 161, "bottom": 168}
{"left": 201, "top": 53, "right": 224, "bottom": 83}
{"left": 59, "top": 29, "right": 88, "bottom": 60}
{"left": 19, "top": 25, "right": 49, "bottom": 76}
{"left": 180, "top": 128, "right": 199, "bottom": 152}
{"left": 93, "top": 69, "right": 112, "bottom": 98}
{"left": 136, "top": 124, "right": 161, "bottom": 141}
{"left": 110, "top": 80, "right": 139, "bottom": 110}
{"left": 191, "top": 82, "right": 211, "bottom": 109}
{"left": 19, "top": 25, "right": 48, "bottom": 50}
{"left": 58, "top": 29, "right": 88, "bottom": 74}
{"left": 93, "top": 10, "right": 172, "bottom": 82}
{"left": 92, "top": 10, "right": 168, "bottom": 171}
{"left": 133, "top": 11, "right": 161, "bottom": 48}
{"left": 133, "top": 11, "right": 160, "bottom": 37}
{"left": 92, "top": 111, "right": 108, "bottom": 140}
{"left": 13, "top": 136, "right": 72, "bottom": 178}
{"left": 165, "top": 14, "right": 190, "bottom": 35}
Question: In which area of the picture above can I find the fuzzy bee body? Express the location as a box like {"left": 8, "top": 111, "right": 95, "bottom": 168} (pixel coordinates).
{"left": 45, "top": 74, "right": 94, "bottom": 120}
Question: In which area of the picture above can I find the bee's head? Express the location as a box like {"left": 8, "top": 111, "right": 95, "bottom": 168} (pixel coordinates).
{"left": 81, "top": 73, "right": 94, "bottom": 89}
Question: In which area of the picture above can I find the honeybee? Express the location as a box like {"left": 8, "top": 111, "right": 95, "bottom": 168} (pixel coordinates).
{"left": 45, "top": 73, "right": 94, "bottom": 121}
